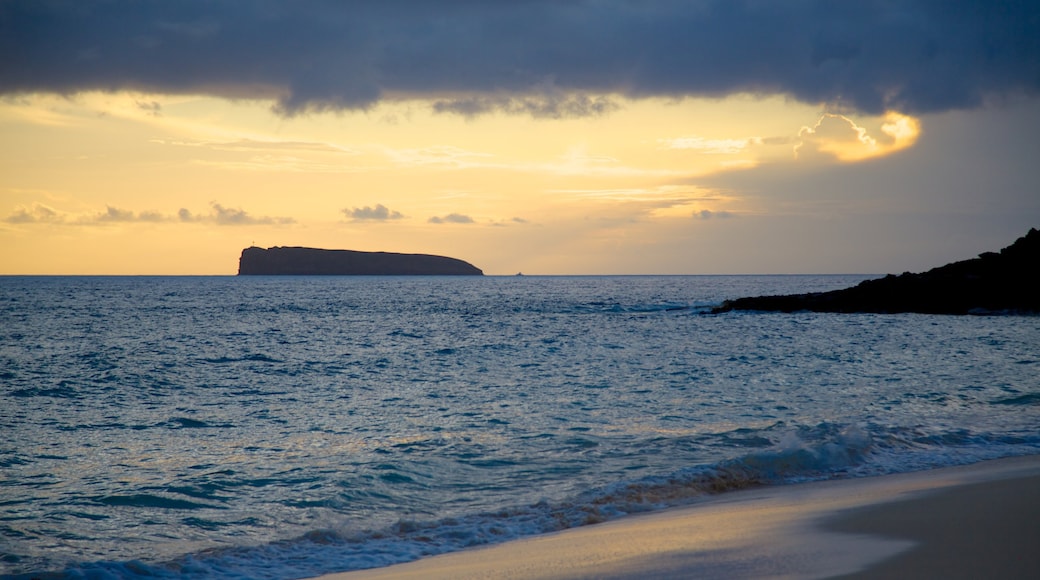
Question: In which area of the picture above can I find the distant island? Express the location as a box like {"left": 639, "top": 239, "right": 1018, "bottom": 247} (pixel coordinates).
{"left": 712, "top": 228, "right": 1039, "bottom": 315}
{"left": 238, "top": 246, "right": 484, "bottom": 276}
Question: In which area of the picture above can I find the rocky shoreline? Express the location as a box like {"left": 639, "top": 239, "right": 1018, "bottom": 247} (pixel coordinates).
{"left": 713, "top": 228, "right": 1039, "bottom": 315}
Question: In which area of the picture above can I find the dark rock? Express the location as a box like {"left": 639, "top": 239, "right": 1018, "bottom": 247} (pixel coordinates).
{"left": 238, "top": 246, "right": 483, "bottom": 276}
{"left": 712, "top": 228, "right": 1040, "bottom": 315}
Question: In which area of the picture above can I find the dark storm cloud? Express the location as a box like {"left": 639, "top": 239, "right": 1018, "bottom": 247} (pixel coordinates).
{"left": 432, "top": 93, "right": 620, "bottom": 119}
{"left": 2, "top": 1, "right": 1038, "bottom": 116}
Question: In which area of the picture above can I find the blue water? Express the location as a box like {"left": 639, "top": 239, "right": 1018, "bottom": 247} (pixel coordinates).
{"left": 2, "top": 275, "right": 1038, "bottom": 579}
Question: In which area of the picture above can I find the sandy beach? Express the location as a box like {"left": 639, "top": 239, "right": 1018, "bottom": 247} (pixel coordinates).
{"left": 313, "top": 455, "right": 1040, "bottom": 579}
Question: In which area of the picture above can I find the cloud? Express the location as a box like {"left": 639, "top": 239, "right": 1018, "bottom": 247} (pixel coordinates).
{"left": 180, "top": 203, "right": 292, "bottom": 225}
{"left": 428, "top": 213, "right": 475, "bottom": 224}
{"left": 171, "top": 203, "right": 296, "bottom": 225}
{"left": 5, "top": 202, "right": 293, "bottom": 226}
{"left": 4, "top": 203, "right": 62, "bottom": 224}
{"left": 135, "top": 100, "right": 161, "bottom": 116}
{"left": 796, "top": 114, "right": 874, "bottom": 161}
{"left": 696, "top": 209, "right": 734, "bottom": 220}
{"left": 159, "top": 138, "right": 354, "bottom": 154}
{"left": 2, "top": 1, "right": 1037, "bottom": 116}
{"left": 795, "top": 113, "right": 920, "bottom": 162}
{"left": 156, "top": 138, "right": 364, "bottom": 173}
{"left": 490, "top": 216, "right": 533, "bottom": 227}
{"left": 208, "top": 203, "right": 294, "bottom": 225}
{"left": 95, "top": 205, "right": 166, "bottom": 222}
{"left": 385, "top": 145, "right": 493, "bottom": 168}
{"left": 690, "top": 100, "right": 1040, "bottom": 221}
{"left": 660, "top": 137, "right": 750, "bottom": 154}
{"left": 432, "top": 93, "right": 619, "bottom": 119}
{"left": 344, "top": 204, "right": 404, "bottom": 221}
{"left": 5, "top": 204, "right": 168, "bottom": 224}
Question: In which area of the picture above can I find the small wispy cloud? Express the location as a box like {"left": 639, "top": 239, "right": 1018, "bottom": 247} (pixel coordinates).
{"left": 659, "top": 136, "right": 750, "bottom": 154}
{"left": 188, "top": 203, "right": 295, "bottom": 225}
{"left": 135, "top": 100, "right": 162, "bottom": 117}
{"left": 5, "top": 202, "right": 294, "bottom": 226}
{"left": 344, "top": 204, "right": 404, "bottom": 221}
{"left": 385, "top": 145, "right": 493, "bottom": 169}
{"left": 155, "top": 138, "right": 364, "bottom": 173}
{"left": 95, "top": 205, "right": 167, "bottom": 222}
{"left": 695, "top": 209, "right": 734, "bottom": 219}
{"left": 490, "top": 216, "right": 533, "bottom": 227}
{"left": 428, "top": 213, "right": 475, "bottom": 224}
{"left": 4, "top": 203, "right": 63, "bottom": 224}
{"left": 157, "top": 138, "right": 356, "bottom": 154}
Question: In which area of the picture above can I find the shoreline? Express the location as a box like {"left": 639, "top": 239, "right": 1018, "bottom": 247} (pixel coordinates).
{"left": 312, "top": 455, "right": 1040, "bottom": 579}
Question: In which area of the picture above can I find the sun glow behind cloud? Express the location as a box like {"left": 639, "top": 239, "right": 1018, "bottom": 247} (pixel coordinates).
{"left": 880, "top": 112, "right": 921, "bottom": 145}
{"left": 795, "top": 112, "right": 921, "bottom": 162}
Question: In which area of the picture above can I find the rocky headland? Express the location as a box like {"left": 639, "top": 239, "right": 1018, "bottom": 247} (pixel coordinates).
{"left": 712, "top": 228, "right": 1039, "bottom": 315}
{"left": 238, "top": 246, "right": 483, "bottom": 276}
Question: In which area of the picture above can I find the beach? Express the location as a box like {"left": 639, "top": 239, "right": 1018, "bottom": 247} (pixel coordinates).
{"left": 315, "top": 455, "right": 1040, "bottom": 579}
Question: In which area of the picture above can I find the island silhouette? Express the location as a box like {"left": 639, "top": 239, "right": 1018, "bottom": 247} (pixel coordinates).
{"left": 713, "top": 228, "right": 1039, "bottom": 315}
{"left": 238, "top": 246, "right": 483, "bottom": 276}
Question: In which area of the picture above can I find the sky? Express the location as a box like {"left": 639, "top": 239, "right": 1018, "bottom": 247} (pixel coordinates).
{"left": 1, "top": 0, "right": 1038, "bottom": 275}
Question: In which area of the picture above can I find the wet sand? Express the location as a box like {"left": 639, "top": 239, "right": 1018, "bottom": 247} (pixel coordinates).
{"left": 826, "top": 470, "right": 1040, "bottom": 579}
{"left": 313, "top": 455, "right": 1040, "bottom": 579}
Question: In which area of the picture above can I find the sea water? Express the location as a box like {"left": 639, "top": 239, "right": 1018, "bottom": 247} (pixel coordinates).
{"left": 1, "top": 275, "right": 1038, "bottom": 579}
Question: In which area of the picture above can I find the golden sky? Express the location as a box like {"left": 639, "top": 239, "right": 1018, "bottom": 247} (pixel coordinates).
{"left": 1, "top": 92, "right": 935, "bottom": 274}
{"left": 1, "top": 2, "right": 1037, "bottom": 275}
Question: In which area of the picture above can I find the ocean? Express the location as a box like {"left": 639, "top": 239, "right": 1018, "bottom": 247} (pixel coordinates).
{"left": 2, "top": 275, "right": 1038, "bottom": 579}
